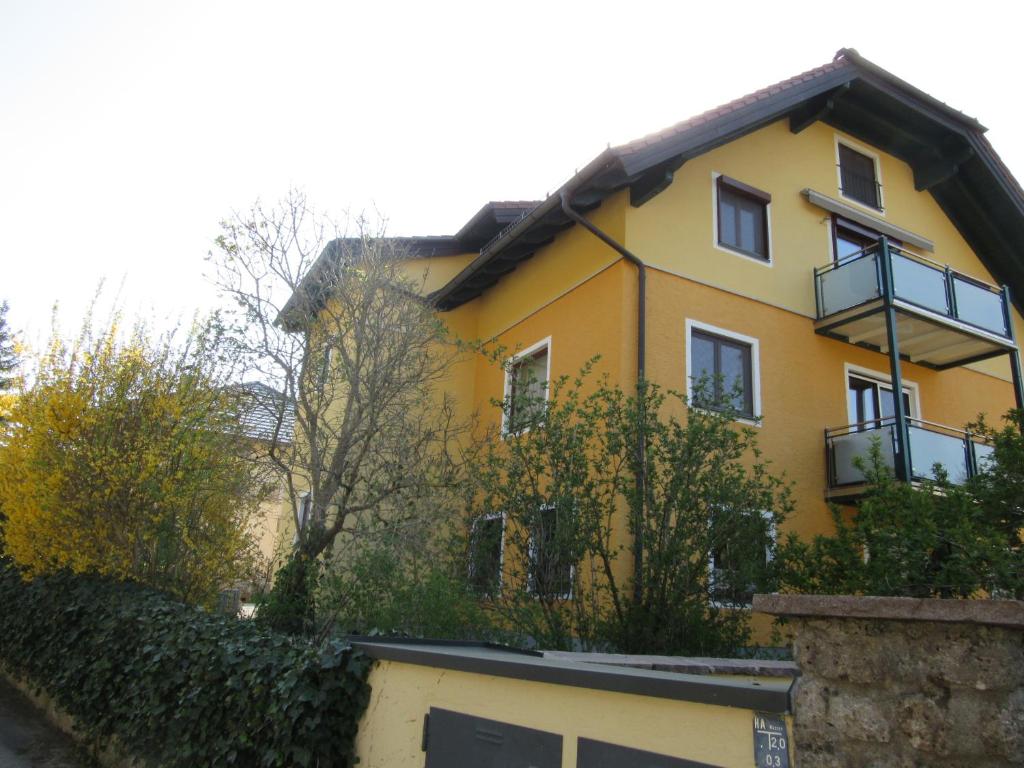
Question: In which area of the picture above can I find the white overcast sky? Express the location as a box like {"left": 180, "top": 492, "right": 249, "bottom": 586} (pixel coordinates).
{"left": 2, "top": 0, "right": 1022, "bottom": 345}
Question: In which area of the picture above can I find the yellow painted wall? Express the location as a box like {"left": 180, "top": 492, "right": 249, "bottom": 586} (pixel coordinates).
{"left": 355, "top": 659, "right": 791, "bottom": 768}
{"left": 644, "top": 268, "right": 1015, "bottom": 543}
{"left": 292, "top": 111, "right": 1021, "bottom": 641}
{"left": 624, "top": 118, "right": 1022, "bottom": 382}
{"left": 252, "top": 482, "right": 290, "bottom": 567}
{"left": 414, "top": 117, "right": 1020, "bottom": 634}
{"left": 398, "top": 252, "right": 477, "bottom": 295}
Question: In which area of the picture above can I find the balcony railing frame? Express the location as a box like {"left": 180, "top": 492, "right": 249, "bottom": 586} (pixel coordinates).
{"left": 825, "top": 416, "right": 993, "bottom": 490}
{"left": 815, "top": 240, "right": 1012, "bottom": 341}
{"left": 813, "top": 236, "right": 1024, "bottom": 480}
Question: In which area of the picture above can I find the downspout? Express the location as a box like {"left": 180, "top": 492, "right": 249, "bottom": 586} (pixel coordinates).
{"left": 559, "top": 191, "right": 646, "bottom": 380}
{"left": 559, "top": 191, "right": 647, "bottom": 607}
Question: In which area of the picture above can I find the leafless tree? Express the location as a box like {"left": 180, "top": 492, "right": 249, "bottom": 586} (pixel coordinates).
{"left": 209, "top": 190, "right": 468, "bottom": 632}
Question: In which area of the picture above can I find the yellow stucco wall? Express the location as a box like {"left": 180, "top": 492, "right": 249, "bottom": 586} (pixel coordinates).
{"left": 284, "top": 112, "right": 1020, "bottom": 639}
{"left": 624, "top": 118, "right": 1022, "bottom": 382}
{"left": 355, "top": 659, "right": 791, "bottom": 768}
{"left": 643, "top": 268, "right": 1015, "bottom": 542}
{"left": 402, "top": 114, "right": 1020, "bottom": 642}
{"left": 252, "top": 484, "right": 290, "bottom": 567}
{"left": 398, "top": 252, "right": 477, "bottom": 295}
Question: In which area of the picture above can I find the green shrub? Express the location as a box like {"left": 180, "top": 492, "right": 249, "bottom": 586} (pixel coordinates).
{"left": 0, "top": 560, "right": 371, "bottom": 767}
{"left": 320, "top": 544, "right": 503, "bottom": 642}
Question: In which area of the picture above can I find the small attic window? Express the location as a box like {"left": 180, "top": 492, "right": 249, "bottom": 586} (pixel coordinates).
{"left": 838, "top": 143, "right": 882, "bottom": 210}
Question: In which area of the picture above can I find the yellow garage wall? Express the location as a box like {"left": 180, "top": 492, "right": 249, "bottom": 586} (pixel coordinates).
{"left": 355, "top": 659, "right": 789, "bottom": 768}
{"left": 624, "top": 118, "right": 1021, "bottom": 383}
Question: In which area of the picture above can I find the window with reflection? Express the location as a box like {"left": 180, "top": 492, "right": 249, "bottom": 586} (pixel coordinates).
{"left": 716, "top": 176, "right": 770, "bottom": 261}
{"left": 690, "top": 329, "right": 754, "bottom": 418}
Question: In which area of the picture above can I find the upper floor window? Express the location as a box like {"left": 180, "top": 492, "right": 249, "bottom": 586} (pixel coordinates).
{"left": 687, "top": 322, "right": 759, "bottom": 421}
{"left": 838, "top": 143, "right": 882, "bottom": 211}
{"left": 503, "top": 339, "right": 550, "bottom": 434}
{"left": 716, "top": 175, "right": 771, "bottom": 262}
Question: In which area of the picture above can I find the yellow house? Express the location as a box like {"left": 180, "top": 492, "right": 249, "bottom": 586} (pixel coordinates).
{"left": 286, "top": 49, "right": 1024, "bottom": 614}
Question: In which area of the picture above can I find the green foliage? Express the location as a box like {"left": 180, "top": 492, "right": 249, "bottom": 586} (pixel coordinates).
{"left": 0, "top": 310, "right": 266, "bottom": 605}
{"left": 255, "top": 554, "right": 321, "bottom": 636}
{"left": 0, "top": 300, "right": 17, "bottom": 394}
{"left": 463, "top": 361, "right": 792, "bottom": 655}
{"left": 319, "top": 539, "right": 501, "bottom": 641}
{"left": 776, "top": 421, "right": 1024, "bottom": 598}
{"left": 0, "top": 560, "right": 371, "bottom": 767}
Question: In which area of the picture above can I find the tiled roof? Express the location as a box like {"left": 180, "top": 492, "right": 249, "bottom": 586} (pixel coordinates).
{"left": 429, "top": 49, "right": 1024, "bottom": 311}
{"left": 235, "top": 382, "right": 295, "bottom": 444}
{"left": 615, "top": 57, "right": 851, "bottom": 159}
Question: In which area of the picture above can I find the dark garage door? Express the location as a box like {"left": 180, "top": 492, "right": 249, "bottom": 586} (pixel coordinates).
{"left": 576, "top": 738, "right": 721, "bottom": 768}
{"left": 424, "top": 707, "right": 563, "bottom": 768}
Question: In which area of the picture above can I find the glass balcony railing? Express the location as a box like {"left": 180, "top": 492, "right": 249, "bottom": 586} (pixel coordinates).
{"left": 815, "top": 241, "right": 1011, "bottom": 339}
{"left": 826, "top": 417, "right": 993, "bottom": 489}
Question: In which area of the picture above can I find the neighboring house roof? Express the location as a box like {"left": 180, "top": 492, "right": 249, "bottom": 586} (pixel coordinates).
{"left": 235, "top": 381, "right": 295, "bottom": 444}
{"left": 430, "top": 48, "right": 1024, "bottom": 312}
{"left": 277, "top": 201, "right": 541, "bottom": 329}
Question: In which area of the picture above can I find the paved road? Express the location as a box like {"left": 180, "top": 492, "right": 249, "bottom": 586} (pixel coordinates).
{"left": 0, "top": 678, "right": 86, "bottom": 768}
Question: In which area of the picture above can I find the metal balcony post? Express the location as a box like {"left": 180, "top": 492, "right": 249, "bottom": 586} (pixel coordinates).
{"left": 877, "top": 236, "right": 912, "bottom": 481}
{"left": 944, "top": 266, "right": 957, "bottom": 319}
{"left": 1000, "top": 285, "right": 1024, "bottom": 415}
{"left": 965, "top": 430, "right": 978, "bottom": 479}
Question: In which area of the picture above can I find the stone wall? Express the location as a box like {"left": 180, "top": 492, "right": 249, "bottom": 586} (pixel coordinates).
{"left": 753, "top": 594, "right": 1024, "bottom": 768}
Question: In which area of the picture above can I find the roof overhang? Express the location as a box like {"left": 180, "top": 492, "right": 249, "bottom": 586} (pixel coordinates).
{"left": 430, "top": 49, "right": 1024, "bottom": 314}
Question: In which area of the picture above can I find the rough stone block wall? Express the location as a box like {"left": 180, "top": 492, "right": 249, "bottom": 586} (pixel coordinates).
{"left": 753, "top": 595, "right": 1024, "bottom": 768}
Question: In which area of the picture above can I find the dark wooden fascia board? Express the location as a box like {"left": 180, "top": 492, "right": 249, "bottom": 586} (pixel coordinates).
{"left": 967, "top": 133, "right": 1024, "bottom": 213}
{"left": 913, "top": 144, "right": 975, "bottom": 192}
{"left": 630, "top": 156, "right": 686, "bottom": 207}
{"left": 930, "top": 176, "right": 1024, "bottom": 316}
{"left": 839, "top": 48, "right": 986, "bottom": 132}
{"left": 789, "top": 82, "right": 851, "bottom": 134}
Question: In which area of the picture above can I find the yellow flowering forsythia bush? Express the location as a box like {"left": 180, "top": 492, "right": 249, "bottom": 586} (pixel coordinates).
{"left": 0, "top": 315, "right": 266, "bottom": 605}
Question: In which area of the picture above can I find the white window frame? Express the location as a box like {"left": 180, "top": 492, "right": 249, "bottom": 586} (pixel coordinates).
{"left": 708, "top": 509, "right": 776, "bottom": 609}
{"left": 501, "top": 336, "right": 552, "bottom": 436}
{"left": 294, "top": 492, "right": 312, "bottom": 543}
{"left": 685, "top": 318, "right": 762, "bottom": 426}
{"left": 834, "top": 134, "right": 885, "bottom": 216}
{"left": 843, "top": 363, "right": 921, "bottom": 424}
{"left": 710, "top": 171, "right": 774, "bottom": 267}
{"left": 468, "top": 511, "right": 505, "bottom": 596}
{"left": 527, "top": 504, "right": 574, "bottom": 601}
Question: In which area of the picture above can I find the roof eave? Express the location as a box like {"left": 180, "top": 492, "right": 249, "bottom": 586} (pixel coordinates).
{"left": 429, "top": 150, "right": 623, "bottom": 309}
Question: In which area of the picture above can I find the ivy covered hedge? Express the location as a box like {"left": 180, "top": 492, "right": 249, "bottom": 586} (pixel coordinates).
{"left": 0, "top": 561, "right": 372, "bottom": 767}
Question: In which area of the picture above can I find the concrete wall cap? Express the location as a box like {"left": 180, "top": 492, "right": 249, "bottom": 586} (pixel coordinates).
{"left": 752, "top": 593, "right": 1024, "bottom": 629}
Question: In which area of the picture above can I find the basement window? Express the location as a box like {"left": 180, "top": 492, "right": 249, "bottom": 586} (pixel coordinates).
{"left": 528, "top": 505, "right": 574, "bottom": 600}
{"left": 468, "top": 513, "right": 504, "bottom": 597}
{"left": 709, "top": 509, "right": 775, "bottom": 608}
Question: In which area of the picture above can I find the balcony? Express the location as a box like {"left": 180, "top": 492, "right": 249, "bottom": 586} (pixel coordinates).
{"left": 814, "top": 240, "right": 1016, "bottom": 369}
{"left": 825, "top": 417, "right": 994, "bottom": 499}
